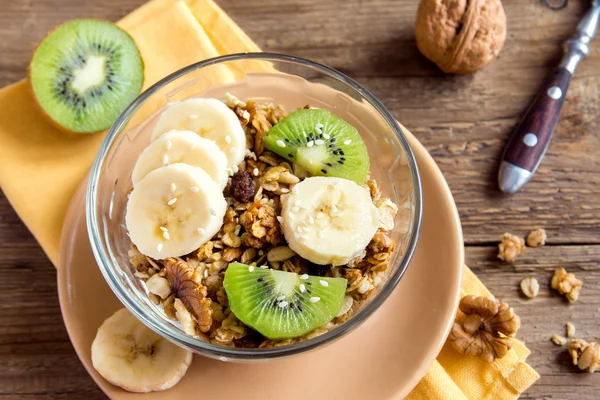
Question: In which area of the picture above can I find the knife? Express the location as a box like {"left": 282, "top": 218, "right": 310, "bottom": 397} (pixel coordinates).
{"left": 498, "top": 1, "right": 600, "bottom": 193}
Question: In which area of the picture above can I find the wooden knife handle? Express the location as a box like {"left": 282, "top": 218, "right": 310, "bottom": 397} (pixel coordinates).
{"left": 502, "top": 67, "right": 572, "bottom": 172}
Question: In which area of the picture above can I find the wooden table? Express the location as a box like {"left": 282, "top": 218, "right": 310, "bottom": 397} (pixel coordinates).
{"left": 1, "top": 0, "right": 598, "bottom": 398}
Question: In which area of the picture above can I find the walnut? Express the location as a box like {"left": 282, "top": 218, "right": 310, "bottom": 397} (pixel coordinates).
{"left": 164, "top": 258, "right": 213, "bottom": 332}
{"left": 520, "top": 276, "right": 539, "bottom": 299}
{"left": 551, "top": 267, "right": 583, "bottom": 303}
{"left": 526, "top": 228, "right": 547, "bottom": 248}
{"left": 239, "top": 201, "right": 283, "bottom": 247}
{"left": 448, "top": 295, "right": 520, "bottom": 362}
{"left": 497, "top": 233, "right": 525, "bottom": 263}
{"left": 415, "top": 0, "right": 507, "bottom": 74}
{"left": 568, "top": 340, "right": 600, "bottom": 373}
{"left": 231, "top": 171, "right": 255, "bottom": 203}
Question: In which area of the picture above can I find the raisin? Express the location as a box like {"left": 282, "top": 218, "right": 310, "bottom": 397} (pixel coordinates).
{"left": 231, "top": 171, "right": 255, "bottom": 203}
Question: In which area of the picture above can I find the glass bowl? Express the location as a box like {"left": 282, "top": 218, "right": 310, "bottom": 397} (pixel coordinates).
{"left": 87, "top": 53, "right": 422, "bottom": 361}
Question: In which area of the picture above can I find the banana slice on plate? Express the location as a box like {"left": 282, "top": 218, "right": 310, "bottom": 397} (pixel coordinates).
{"left": 91, "top": 308, "right": 192, "bottom": 393}
{"left": 151, "top": 98, "right": 246, "bottom": 169}
{"left": 126, "top": 163, "right": 227, "bottom": 260}
{"left": 280, "top": 176, "right": 379, "bottom": 266}
{"left": 132, "top": 129, "right": 229, "bottom": 189}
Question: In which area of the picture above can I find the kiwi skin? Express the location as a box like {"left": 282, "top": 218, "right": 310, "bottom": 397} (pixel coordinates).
{"left": 27, "top": 19, "right": 145, "bottom": 134}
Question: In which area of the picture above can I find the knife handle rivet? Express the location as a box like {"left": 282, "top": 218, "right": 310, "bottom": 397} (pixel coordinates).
{"left": 523, "top": 133, "right": 538, "bottom": 147}
{"left": 547, "top": 86, "right": 563, "bottom": 99}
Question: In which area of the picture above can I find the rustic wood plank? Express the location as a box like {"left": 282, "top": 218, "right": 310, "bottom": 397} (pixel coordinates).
{"left": 0, "top": 0, "right": 599, "bottom": 399}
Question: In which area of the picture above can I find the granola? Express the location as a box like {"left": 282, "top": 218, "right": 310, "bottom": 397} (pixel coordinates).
{"left": 128, "top": 97, "right": 401, "bottom": 348}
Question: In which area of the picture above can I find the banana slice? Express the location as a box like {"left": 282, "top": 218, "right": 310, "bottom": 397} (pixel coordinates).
{"left": 280, "top": 177, "right": 379, "bottom": 266}
{"left": 132, "top": 130, "right": 229, "bottom": 189}
{"left": 126, "top": 163, "right": 227, "bottom": 259}
{"left": 151, "top": 98, "right": 246, "bottom": 169}
{"left": 91, "top": 308, "right": 192, "bottom": 393}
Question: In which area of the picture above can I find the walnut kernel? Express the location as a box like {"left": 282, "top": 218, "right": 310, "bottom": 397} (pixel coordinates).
{"left": 497, "top": 233, "right": 525, "bottom": 263}
{"left": 551, "top": 267, "right": 583, "bottom": 303}
{"left": 448, "top": 295, "right": 520, "bottom": 362}
{"left": 526, "top": 228, "right": 547, "bottom": 248}
{"left": 520, "top": 276, "right": 539, "bottom": 299}
{"left": 551, "top": 334, "right": 567, "bottom": 346}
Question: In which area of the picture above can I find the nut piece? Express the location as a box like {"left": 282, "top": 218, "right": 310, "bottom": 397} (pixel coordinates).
{"left": 551, "top": 267, "right": 583, "bottom": 303}
{"left": 497, "top": 233, "right": 525, "bottom": 263}
{"left": 174, "top": 298, "right": 197, "bottom": 336}
{"left": 551, "top": 334, "right": 567, "bottom": 346}
{"left": 568, "top": 339, "right": 600, "bottom": 373}
{"left": 267, "top": 246, "right": 297, "bottom": 262}
{"left": 448, "top": 295, "right": 521, "bottom": 362}
{"left": 165, "top": 258, "right": 213, "bottom": 332}
{"left": 520, "top": 276, "right": 539, "bottom": 299}
{"left": 526, "top": 228, "right": 547, "bottom": 248}
{"left": 145, "top": 274, "right": 172, "bottom": 299}
{"left": 415, "top": 0, "right": 507, "bottom": 74}
{"left": 566, "top": 322, "right": 576, "bottom": 338}
{"left": 239, "top": 201, "right": 283, "bottom": 248}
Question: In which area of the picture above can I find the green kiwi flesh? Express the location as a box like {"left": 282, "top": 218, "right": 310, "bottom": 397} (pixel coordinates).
{"left": 223, "top": 262, "right": 348, "bottom": 340}
{"left": 263, "top": 108, "right": 370, "bottom": 184}
{"left": 29, "top": 19, "right": 144, "bottom": 133}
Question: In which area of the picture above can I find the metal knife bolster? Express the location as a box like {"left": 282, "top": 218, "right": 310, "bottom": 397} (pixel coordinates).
{"left": 498, "top": 4, "right": 600, "bottom": 194}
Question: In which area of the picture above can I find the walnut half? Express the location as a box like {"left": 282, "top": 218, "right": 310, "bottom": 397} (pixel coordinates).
{"left": 551, "top": 267, "right": 583, "bottom": 303}
{"left": 497, "top": 233, "right": 525, "bottom": 263}
{"left": 448, "top": 295, "right": 520, "bottom": 363}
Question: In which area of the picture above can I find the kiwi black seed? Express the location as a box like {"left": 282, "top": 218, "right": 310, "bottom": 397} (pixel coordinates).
{"left": 262, "top": 108, "right": 370, "bottom": 184}
{"left": 223, "top": 263, "right": 347, "bottom": 340}
{"left": 28, "top": 19, "right": 144, "bottom": 133}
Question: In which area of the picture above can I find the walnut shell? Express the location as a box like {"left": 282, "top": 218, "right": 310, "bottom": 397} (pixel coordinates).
{"left": 415, "top": 0, "right": 507, "bottom": 74}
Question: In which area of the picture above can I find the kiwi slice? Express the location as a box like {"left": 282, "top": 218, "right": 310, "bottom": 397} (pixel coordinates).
{"left": 263, "top": 108, "right": 370, "bottom": 184}
{"left": 223, "top": 262, "right": 348, "bottom": 340}
{"left": 28, "top": 19, "right": 144, "bottom": 133}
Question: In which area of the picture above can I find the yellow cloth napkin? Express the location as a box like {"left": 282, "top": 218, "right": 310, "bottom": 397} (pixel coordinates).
{"left": 0, "top": 0, "right": 539, "bottom": 397}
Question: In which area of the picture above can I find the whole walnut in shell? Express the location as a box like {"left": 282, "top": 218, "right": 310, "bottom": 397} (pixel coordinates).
{"left": 415, "top": 0, "right": 507, "bottom": 74}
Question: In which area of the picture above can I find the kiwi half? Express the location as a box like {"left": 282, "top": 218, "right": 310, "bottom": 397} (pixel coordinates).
{"left": 263, "top": 108, "right": 370, "bottom": 184}
{"left": 223, "top": 263, "right": 348, "bottom": 340}
{"left": 28, "top": 19, "right": 144, "bottom": 133}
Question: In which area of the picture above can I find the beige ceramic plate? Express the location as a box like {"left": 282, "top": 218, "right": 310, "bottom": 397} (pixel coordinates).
{"left": 58, "top": 128, "right": 463, "bottom": 399}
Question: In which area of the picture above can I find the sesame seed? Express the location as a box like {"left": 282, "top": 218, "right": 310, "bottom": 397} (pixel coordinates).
{"left": 225, "top": 135, "right": 231, "bottom": 144}
{"left": 204, "top": 269, "right": 209, "bottom": 278}
{"left": 170, "top": 183, "right": 177, "bottom": 192}
{"left": 307, "top": 140, "right": 314, "bottom": 147}
{"left": 309, "top": 297, "right": 321, "bottom": 303}
{"left": 160, "top": 226, "right": 168, "bottom": 232}
{"left": 277, "top": 295, "right": 286, "bottom": 301}
{"left": 209, "top": 207, "right": 217, "bottom": 216}
{"left": 300, "top": 274, "right": 309, "bottom": 280}
{"left": 302, "top": 131, "right": 307, "bottom": 137}
{"left": 319, "top": 280, "right": 329, "bottom": 287}
{"left": 276, "top": 140, "right": 286, "bottom": 148}
{"left": 277, "top": 216, "right": 284, "bottom": 223}
{"left": 344, "top": 139, "right": 352, "bottom": 145}
{"left": 197, "top": 228, "right": 205, "bottom": 235}
{"left": 163, "top": 232, "right": 170, "bottom": 240}
{"left": 299, "top": 284, "right": 306, "bottom": 293}
{"left": 190, "top": 114, "right": 199, "bottom": 119}
{"left": 165, "top": 140, "right": 172, "bottom": 150}
{"left": 296, "top": 226, "right": 303, "bottom": 234}
{"left": 260, "top": 265, "right": 269, "bottom": 269}
{"left": 258, "top": 250, "right": 264, "bottom": 256}
{"left": 253, "top": 168, "right": 259, "bottom": 176}
{"left": 248, "top": 266, "right": 255, "bottom": 272}
{"left": 242, "top": 110, "right": 250, "bottom": 120}
{"left": 190, "top": 186, "right": 199, "bottom": 193}
{"left": 294, "top": 200, "right": 302, "bottom": 206}
{"left": 167, "top": 198, "right": 177, "bottom": 206}
{"left": 162, "top": 154, "right": 169, "bottom": 165}
{"left": 316, "top": 123, "right": 324, "bottom": 130}
{"left": 157, "top": 243, "right": 163, "bottom": 252}
{"left": 287, "top": 212, "right": 295, "bottom": 220}
{"left": 260, "top": 198, "right": 268, "bottom": 204}
{"left": 315, "top": 139, "right": 325, "bottom": 145}
{"left": 297, "top": 234, "right": 309, "bottom": 240}
{"left": 308, "top": 216, "right": 315, "bottom": 224}
{"left": 331, "top": 204, "right": 338, "bottom": 213}
{"left": 278, "top": 301, "right": 288, "bottom": 308}
{"left": 232, "top": 165, "right": 239, "bottom": 173}
{"left": 280, "top": 188, "right": 290, "bottom": 193}
{"left": 316, "top": 212, "right": 325, "bottom": 219}
{"left": 323, "top": 133, "right": 331, "bottom": 139}
{"left": 291, "top": 207, "right": 299, "bottom": 213}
